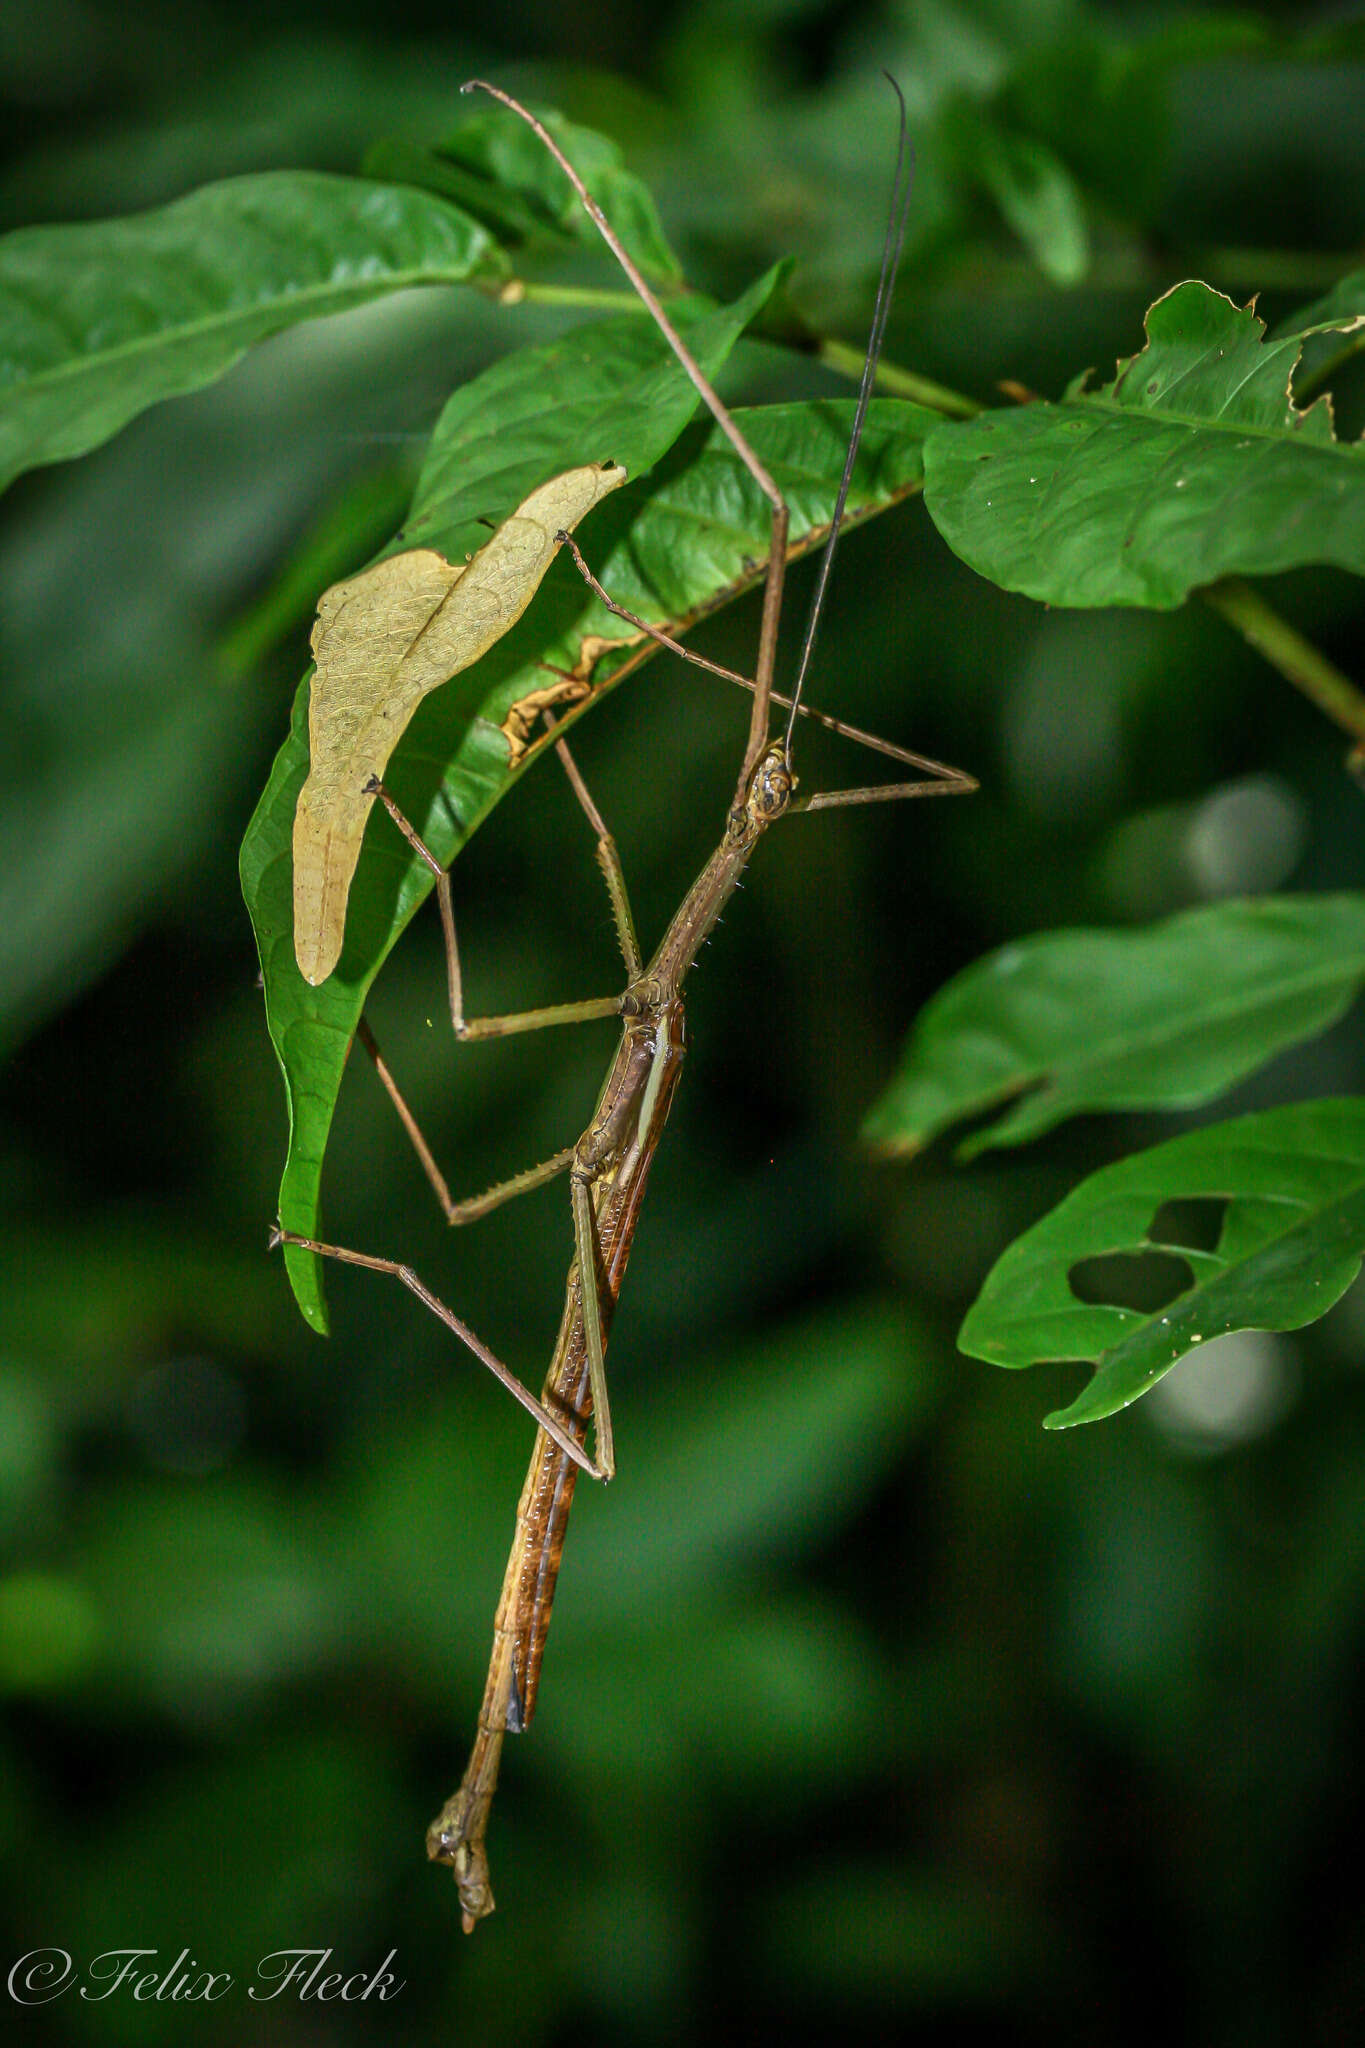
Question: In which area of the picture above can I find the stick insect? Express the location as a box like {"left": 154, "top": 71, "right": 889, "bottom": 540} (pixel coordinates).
{"left": 274, "top": 78, "right": 976, "bottom": 1929}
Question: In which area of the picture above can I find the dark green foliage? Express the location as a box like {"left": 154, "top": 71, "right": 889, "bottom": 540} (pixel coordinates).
{"left": 0, "top": 175, "right": 502, "bottom": 490}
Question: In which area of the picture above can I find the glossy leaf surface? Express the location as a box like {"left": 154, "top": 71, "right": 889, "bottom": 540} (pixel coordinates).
{"left": 866, "top": 895, "right": 1365, "bottom": 1158}
{"left": 923, "top": 282, "right": 1365, "bottom": 606}
{"left": 959, "top": 1100, "right": 1365, "bottom": 1427}
{"left": 0, "top": 173, "right": 500, "bottom": 491}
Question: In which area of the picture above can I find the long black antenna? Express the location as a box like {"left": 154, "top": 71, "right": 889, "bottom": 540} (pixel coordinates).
{"left": 783, "top": 75, "right": 915, "bottom": 758}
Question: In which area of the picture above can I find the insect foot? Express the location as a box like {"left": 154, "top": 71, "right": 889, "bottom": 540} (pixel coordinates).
{"left": 427, "top": 1783, "right": 497, "bottom": 1934}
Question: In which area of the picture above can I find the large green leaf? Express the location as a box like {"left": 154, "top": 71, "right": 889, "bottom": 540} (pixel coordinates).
{"left": 922, "top": 280, "right": 1365, "bottom": 607}
{"left": 0, "top": 173, "right": 501, "bottom": 492}
{"left": 959, "top": 1100, "right": 1365, "bottom": 1428}
{"left": 865, "top": 895, "right": 1365, "bottom": 1159}
{"left": 242, "top": 290, "right": 935, "bottom": 1333}
{"left": 397, "top": 264, "right": 777, "bottom": 545}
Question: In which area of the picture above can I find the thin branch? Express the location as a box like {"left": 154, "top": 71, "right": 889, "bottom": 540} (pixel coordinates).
{"left": 494, "top": 280, "right": 648, "bottom": 313}
{"left": 1202, "top": 577, "right": 1365, "bottom": 749}
{"left": 817, "top": 334, "right": 980, "bottom": 416}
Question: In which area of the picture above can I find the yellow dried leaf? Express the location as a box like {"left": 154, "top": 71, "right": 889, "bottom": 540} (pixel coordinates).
{"left": 292, "top": 459, "right": 627, "bottom": 984}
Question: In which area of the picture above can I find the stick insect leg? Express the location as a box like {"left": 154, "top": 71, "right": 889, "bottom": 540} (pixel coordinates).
{"left": 569, "top": 1172, "right": 615, "bottom": 1481}
{"left": 359, "top": 1018, "right": 577, "bottom": 1226}
{"left": 269, "top": 1225, "right": 608, "bottom": 1481}
{"left": 555, "top": 531, "right": 977, "bottom": 794}
{"left": 358, "top": 735, "right": 641, "bottom": 1223}
{"left": 462, "top": 81, "right": 789, "bottom": 789}
{"left": 365, "top": 777, "right": 622, "bottom": 1045}
{"left": 795, "top": 774, "right": 977, "bottom": 811}
{"left": 544, "top": 714, "right": 642, "bottom": 979}
{"left": 791, "top": 732, "right": 979, "bottom": 811}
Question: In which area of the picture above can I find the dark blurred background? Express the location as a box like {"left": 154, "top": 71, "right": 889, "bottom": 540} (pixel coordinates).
{"left": 4, "top": 0, "right": 1365, "bottom": 2040}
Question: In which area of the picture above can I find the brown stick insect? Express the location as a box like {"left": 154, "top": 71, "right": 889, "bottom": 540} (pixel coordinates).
{"left": 273, "top": 78, "right": 976, "bottom": 1928}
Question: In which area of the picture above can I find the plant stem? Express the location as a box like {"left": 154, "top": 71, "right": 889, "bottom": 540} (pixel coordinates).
{"left": 506, "top": 280, "right": 980, "bottom": 419}
{"left": 817, "top": 336, "right": 980, "bottom": 416}
{"left": 500, "top": 280, "right": 648, "bottom": 312}
{"left": 1202, "top": 577, "right": 1365, "bottom": 745}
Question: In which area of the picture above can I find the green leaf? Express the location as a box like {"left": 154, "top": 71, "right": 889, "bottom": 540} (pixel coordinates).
{"left": 922, "top": 280, "right": 1365, "bottom": 608}
{"left": 366, "top": 103, "right": 682, "bottom": 285}
{"left": 399, "top": 265, "right": 779, "bottom": 544}
{"left": 1279, "top": 268, "right": 1365, "bottom": 402}
{"left": 973, "top": 122, "right": 1089, "bottom": 285}
{"left": 958, "top": 1099, "right": 1365, "bottom": 1428}
{"left": 242, "top": 282, "right": 936, "bottom": 1334}
{"left": 0, "top": 172, "right": 501, "bottom": 492}
{"left": 865, "top": 895, "right": 1365, "bottom": 1159}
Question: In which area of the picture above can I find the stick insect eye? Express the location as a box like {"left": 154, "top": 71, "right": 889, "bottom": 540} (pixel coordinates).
{"left": 756, "top": 755, "right": 794, "bottom": 815}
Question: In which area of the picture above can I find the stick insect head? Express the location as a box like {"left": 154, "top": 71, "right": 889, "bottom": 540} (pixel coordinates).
{"left": 729, "top": 740, "right": 796, "bottom": 843}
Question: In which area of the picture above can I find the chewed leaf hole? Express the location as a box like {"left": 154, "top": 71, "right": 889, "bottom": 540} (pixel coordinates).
{"left": 1147, "top": 1196, "right": 1229, "bottom": 1254}
{"left": 1069, "top": 1249, "right": 1194, "bottom": 1313}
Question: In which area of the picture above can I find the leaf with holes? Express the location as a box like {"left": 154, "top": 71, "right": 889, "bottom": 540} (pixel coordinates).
{"left": 864, "top": 895, "right": 1365, "bottom": 1159}
{"left": 959, "top": 1100, "right": 1365, "bottom": 1428}
{"left": 922, "top": 280, "right": 1365, "bottom": 607}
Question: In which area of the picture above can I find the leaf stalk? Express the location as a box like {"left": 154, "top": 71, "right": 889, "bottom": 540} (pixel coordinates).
{"left": 1202, "top": 577, "right": 1365, "bottom": 751}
